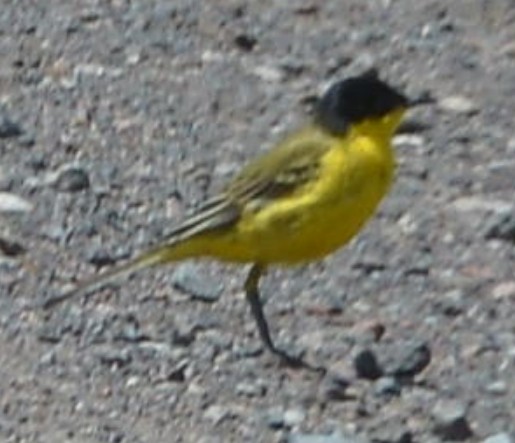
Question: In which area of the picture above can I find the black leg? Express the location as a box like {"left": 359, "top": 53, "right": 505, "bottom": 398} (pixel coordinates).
{"left": 244, "top": 264, "right": 325, "bottom": 373}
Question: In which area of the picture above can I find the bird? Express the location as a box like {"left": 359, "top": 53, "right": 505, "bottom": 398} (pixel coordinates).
{"left": 44, "top": 70, "right": 412, "bottom": 371}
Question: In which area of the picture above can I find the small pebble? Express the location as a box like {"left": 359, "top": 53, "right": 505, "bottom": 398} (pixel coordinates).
{"left": 431, "top": 399, "right": 473, "bottom": 441}
{"left": 25, "top": 152, "right": 48, "bottom": 171}
{"left": 396, "top": 118, "right": 431, "bottom": 134}
{"left": 393, "top": 134, "right": 425, "bottom": 148}
{"left": 0, "top": 192, "right": 33, "bottom": 213}
{"left": 38, "top": 350, "right": 57, "bottom": 366}
{"left": 234, "top": 34, "right": 257, "bottom": 51}
{"left": 390, "top": 341, "right": 431, "bottom": 378}
{"left": 439, "top": 95, "right": 478, "bottom": 115}
{"left": 235, "top": 381, "right": 266, "bottom": 397}
{"left": 354, "top": 349, "right": 383, "bottom": 380}
{"left": 484, "top": 210, "right": 515, "bottom": 243}
{"left": 54, "top": 167, "right": 90, "bottom": 192}
{"left": 451, "top": 197, "right": 512, "bottom": 214}
{"left": 0, "top": 237, "right": 25, "bottom": 257}
{"left": 172, "top": 263, "right": 223, "bottom": 302}
{"left": 125, "top": 376, "right": 140, "bottom": 388}
{"left": 137, "top": 341, "right": 174, "bottom": 357}
{"left": 203, "top": 404, "right": 232, "bottom": 425}
{"left": 115, "top": 317, "right": 146, "bottom": 343}
{"left": 37, "top": 325, "right": 64, "bottom": 344}
{"left": 252, "top": 65, "right": 283, "bottom": 83}
{"left": 373, "top": 376, "right": 402, "bottom": 397}
{"left": 283, "top": 408, "right": 306, "bottom": 427}
{"left": 280, "top": 60, "right": 307, "bottom": 79}
{"left": 95, "top": 347, "right": 132, "bottom": 367}
{"left": 492, "top": 281, "right": 515, "bottom": 299}
{"left": 0, "top": 113, "right": 23, "bottom": 138}
{"left": 79, "top": 8, "right": 102, "bottom": 22}
{"left": 86, "top": 248, "right": 118, "bottom": 267}
{"left": 18, "top": 132, "right": 35, "bottom": 147}
{"left": 484, "top": 380, "right": 508, "bottom": 396}
{"left": 483, "top": 433, "right": 513, "bottom": 443}
{"left": 165, "top": 360, "right": 188, "bottom": 382}
{"left": 171, "top": 324, "right": 196, "bottom": 347}
{"left": 232, "top": 343, "right": 263, "bottom": 358}
{"left": 321, "top": 372, "right": 351, "bottom": 401}
{"left": 434, "top": 290, "right": 466, "bottom": 317}
{"left": 263, "top": 407, "right": 286, "bottom": 430}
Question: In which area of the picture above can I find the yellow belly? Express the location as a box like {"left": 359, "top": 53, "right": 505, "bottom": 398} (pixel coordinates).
{"left": 181, "top": 135, "right": 394, "bottom": 265}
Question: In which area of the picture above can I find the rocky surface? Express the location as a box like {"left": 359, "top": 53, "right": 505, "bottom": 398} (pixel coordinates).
{"left": 1, "top": 0, "right": 514, "bottom": 442}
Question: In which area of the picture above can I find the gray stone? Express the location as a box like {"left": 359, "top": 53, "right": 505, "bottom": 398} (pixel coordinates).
{"left": 55, "top": 166, "right": 90, "bottom": 192}
{"left": 263, "top": 407, "right": 285, "bottom": 430}
{"left": 95, "top": 346, "right": 132, "bottom": 367}
{"left": 0, "top": 237, "right": 25, "bottom": 257}
{"left": 484, "top": 210, "right": 515, "bottom": 243}
{"left": 439, "top": 96, "right": 478, "bottom": 115}
{"left": 114, "top": 316, "right": 146, "bottom": 343}
{"left": 484, "top": 380, "right": 508, "bottom": 395}
{"left": 85, "top": 246, "right": 119, "bottom": 267}
{"left": 431, "top": 399, "right": 473, "bottom": 441}
{"left": 434, "top": 290, "right": 466, "bottom": 317}
{"left": 172, "top": 263, "right": 223, "bottom": 302}
{"left": 390, "top": 341, "right": 431, "bottom": 378}
{"left": 283, "top": 408, "right": 306, "bottom": 427}
{"left": 203, "top": 405, "right": 232, "bottom": 425}
{"left": 235, "top": 381, "right": 266, "bottom": 397}
{"left": 0, "top": 192, "right": 33, "bottom": 213}
{"left": 374, "top": 376, "right": 402, "bottom": 397}
{"left": 0, "top": 113, "right": 23, "bottom": 138}
{"left": 321, "top": 372, "right": 351, "bottom": 401}
{"left": 354, "top": 349, "right": 383, "bottom": 380}
{"left": 38, "top": 350, "right": 57, "bottom": 367}
{"left": 17, "top": 132, "right": 35, "bottom": 147}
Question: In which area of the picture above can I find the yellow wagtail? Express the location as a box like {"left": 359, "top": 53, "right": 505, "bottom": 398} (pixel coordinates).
{"left": 44, "top": 70, "right": 413, "bottom": 370}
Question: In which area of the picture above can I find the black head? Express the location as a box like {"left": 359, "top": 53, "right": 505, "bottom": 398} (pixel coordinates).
{"left": 315, "top": 71, "right": 408, "bottom": 134}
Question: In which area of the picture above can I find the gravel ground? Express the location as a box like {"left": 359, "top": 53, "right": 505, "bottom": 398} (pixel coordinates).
{"left": 1, "top": 1, "right": 514, "bottom": 442}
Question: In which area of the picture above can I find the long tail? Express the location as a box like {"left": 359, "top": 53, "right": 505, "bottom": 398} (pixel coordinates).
{"left": 42, "top": 191, "right": 240, "bottom": 309}
{"left": 42, "top": 245, "right": 170, "bottom": 309}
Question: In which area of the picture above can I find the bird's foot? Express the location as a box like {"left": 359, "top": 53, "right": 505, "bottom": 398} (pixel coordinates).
{"left": 270, "top": 346, "right": 326, "bottom": 375}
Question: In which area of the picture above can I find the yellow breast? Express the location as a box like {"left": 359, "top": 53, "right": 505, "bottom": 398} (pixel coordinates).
{"left": 200, "top": 127, "right": 395, "bottom": 265}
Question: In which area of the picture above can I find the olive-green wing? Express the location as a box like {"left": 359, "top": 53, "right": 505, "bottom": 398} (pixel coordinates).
{"left": 227, "top": 136, "right": 329, "bottom": 204}
{"left": 164, "top": 130, "right": 332, "bottom": 241}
